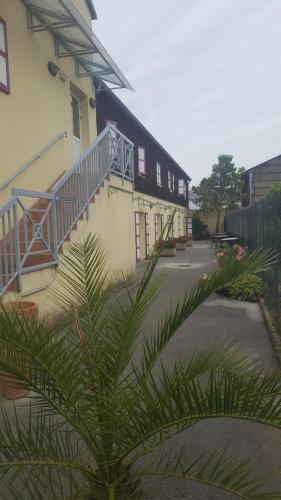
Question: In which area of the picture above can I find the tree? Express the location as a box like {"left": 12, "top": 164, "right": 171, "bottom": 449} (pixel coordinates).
{"left": 193, "top": 154, "right": 244, "bottom": 233}
{"left": 0, "top": 229, "right": 280, "bottom": 499}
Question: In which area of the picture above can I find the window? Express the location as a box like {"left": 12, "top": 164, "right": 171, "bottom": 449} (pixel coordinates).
{"left": 156, "top": 162, "right": 161, "bottom": 186}
{"left": 0, "top": 18, "right": 10, "bottom": 94}
{"left": 138, "top": 146, "right": 146, "bottom": 175}
{"left": 168, "top": 170, "right": 171, "bottom": 191}
{"left": 172, "top": 174, "right": 175, "bottom": 192}
{"left": 178, "top": 179, "right": 185, "bottom": 196}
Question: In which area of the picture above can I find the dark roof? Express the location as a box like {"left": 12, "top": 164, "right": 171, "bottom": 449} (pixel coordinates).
{"left": 243, "top": 153, "right": 281, "bottom": 174}
{"left": 98, "top": 85, "right": 191, "bottom": 181}
{"left": 85, "top": 0, "right": 97, "bottom": 20}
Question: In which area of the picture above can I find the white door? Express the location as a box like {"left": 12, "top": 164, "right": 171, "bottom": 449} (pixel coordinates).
{"left": 71, "top": 95, "right": 81, "bottom": 161}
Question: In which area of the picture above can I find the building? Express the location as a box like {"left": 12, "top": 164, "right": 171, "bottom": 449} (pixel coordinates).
{"left": 96, "top": 87, "right": 191, "bottom": 261}
{"left": 0, "top": 0, "right": 191, "bottom": 311}
{"left": 242, "top": 154, "right": 281, "bottom": 206}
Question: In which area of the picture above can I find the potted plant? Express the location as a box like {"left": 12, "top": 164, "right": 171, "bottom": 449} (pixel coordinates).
{"left": 0, "top": 301, "right": 38, "bottom": 400}
{"left": 175, "top": 236, "right": 188, "bottom": 250}
{"left": 156, "top": 238, "right": 177, "bottom": 257}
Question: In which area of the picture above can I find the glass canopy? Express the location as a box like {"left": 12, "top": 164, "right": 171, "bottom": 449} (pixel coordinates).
{"left": 21, "top": 0, "right": 133, "bottom": 90}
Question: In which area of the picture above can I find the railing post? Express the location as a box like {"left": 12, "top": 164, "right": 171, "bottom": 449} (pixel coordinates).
{"left": 121, "top": 136, "right": 125, "bottom": 185}
{"left": 52, "top": 198, "right": 59, "bottom": 262}
{"left": 13, "top": 201, "right": 22, "bottom": 293}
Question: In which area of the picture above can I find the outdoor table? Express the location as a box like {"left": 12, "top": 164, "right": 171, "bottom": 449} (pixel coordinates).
{"left": 211, "top": 234, "right": 228, "bottom": 248}
{"left": 220, "top": 237, "right": 239, "bottom": 247}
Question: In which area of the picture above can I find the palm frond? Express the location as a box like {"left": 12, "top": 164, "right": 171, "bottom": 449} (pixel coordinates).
{"left": 119, "top": 366, "right": 281, "bottom": 460}
{"left": 0, "top": 310, "right": 99, "bottom": 450}
{"left": 136, "top": 446, "right": 281, "bottom": 499}
{"left": 0, "top": 404, "right": 94, "bottom": 496}
{"left": 54, "top": 233, "right": 109, "bottom": 331}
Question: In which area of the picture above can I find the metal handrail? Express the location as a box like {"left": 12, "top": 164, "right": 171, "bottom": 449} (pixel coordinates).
{"left": 0, "top": 130, "right": 67, "bottom": 191}
{"left": 0, "top": 126, "right": 134, "bottom": 297}
{"left": 51, "top": 126, "right": 110, "bottom": 192}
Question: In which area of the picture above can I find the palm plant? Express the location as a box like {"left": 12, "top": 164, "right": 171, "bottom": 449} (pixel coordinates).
{"left": 0, "top": 227, "right": 280, "bottom": 499}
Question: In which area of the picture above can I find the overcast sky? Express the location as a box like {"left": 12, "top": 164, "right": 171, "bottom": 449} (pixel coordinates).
{"left": 93, "top": 0, "right": 281, "bottom": 185}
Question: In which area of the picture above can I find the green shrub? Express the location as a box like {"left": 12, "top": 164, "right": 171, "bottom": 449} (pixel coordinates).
{"left": 265, "top": 183, "right": 281, "bottom": 201}
{"left": 192, "top": 214, "right": 209, "bottom": 240}
{"left": 227, "top": 273, "right": 263, "bottom": 301}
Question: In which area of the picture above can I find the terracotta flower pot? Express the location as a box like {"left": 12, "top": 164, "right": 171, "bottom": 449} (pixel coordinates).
{"left": 0, "top": 301, "right": 38, "bottom": 400}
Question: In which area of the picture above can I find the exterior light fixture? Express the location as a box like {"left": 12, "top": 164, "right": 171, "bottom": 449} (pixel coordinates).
{"left": 89, "top": 98, "right": 96, "bottom": 109}
{"left": 48, "top": 61, "right": 60, "bottom": 76}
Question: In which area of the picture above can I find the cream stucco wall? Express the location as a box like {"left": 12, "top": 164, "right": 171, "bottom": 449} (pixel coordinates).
{"left": 0, "top": 0, "right": 97, "bottom": 208}
{"left": 133, "top": 192, "right": 188, "bottom": 260}
{"left": 202, "top": 210, "right": 225, "bottom": 236}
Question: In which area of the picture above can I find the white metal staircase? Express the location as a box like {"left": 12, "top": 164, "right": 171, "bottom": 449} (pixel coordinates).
{"left": 0, "top": 126, "right": 134, "bottom": 297}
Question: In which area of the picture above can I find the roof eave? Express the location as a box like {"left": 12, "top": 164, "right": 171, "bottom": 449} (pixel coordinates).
{"left": 60, "top": 0, "right": 133, "bottom": 90}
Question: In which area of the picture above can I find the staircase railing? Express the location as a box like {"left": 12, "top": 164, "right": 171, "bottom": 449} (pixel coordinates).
{"left": 0, "top": 126, "right": 134, "bottom": 297}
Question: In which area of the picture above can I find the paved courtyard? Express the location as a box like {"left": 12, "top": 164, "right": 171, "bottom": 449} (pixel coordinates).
{"left": 136, "top": 242, "right": 280, "bottom": 499}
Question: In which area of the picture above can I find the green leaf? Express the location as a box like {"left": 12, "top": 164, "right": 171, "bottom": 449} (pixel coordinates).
{"left": 136, "top": 446, "right": 281, "bottom": 499}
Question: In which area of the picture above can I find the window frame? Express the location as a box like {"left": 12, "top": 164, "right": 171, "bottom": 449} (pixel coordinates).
{"left": 178, "top": 178, "right": 185, "bottom": 196}
{"left": 0, "top": 17, "right": 10, "bottom": 95}
{"left": 168, "top": 170, "right": 171, "bottom": 191}
{"left": 172, "top": 174, "right": 175, "bottom": 192}
{"left": 138, "top": 146, "right": 146, "bottom": 176}
{"left": 156, "top": 162, "right": 161, "bottom": 187}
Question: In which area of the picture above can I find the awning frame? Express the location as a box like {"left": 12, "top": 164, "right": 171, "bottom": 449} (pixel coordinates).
{"left": 22, "top": 0, "right": 133, "bottom": 90}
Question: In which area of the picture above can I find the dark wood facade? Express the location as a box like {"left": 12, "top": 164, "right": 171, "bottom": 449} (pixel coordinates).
{"left": 96, "top": 88, "right": 190, "bottom": 208}
{"left": 242, "top": 154, "right": 281, "bottom": 206}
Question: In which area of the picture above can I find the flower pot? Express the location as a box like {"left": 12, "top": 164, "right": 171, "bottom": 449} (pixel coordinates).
{"left": 160, "top": 247, "right": 176, "bottom": 257}
{"left": 176, "top": 242, "right": 187, "bottom": 251}
{"left": 0, "top": 301, "right": 38, "bottom": 400}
